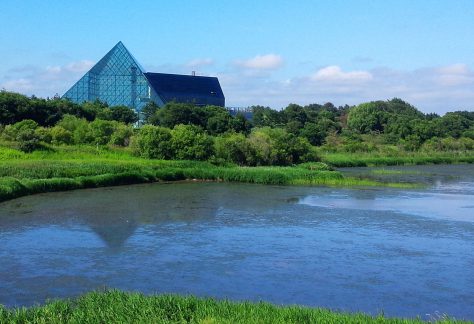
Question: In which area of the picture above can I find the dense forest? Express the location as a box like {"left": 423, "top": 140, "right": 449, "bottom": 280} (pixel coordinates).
{"left": 1, "top": 90, "right": 473, "bottom": 166}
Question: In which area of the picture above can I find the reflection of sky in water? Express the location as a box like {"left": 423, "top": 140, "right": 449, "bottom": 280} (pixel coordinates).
{"left": 339, "top": 164, "right": 474, "bottom": 196}
{"left": 299, "top": 191, "right": 474, "bottom": 222}
{"left": 0, "top": 164, "right": 474, "bottom": 320}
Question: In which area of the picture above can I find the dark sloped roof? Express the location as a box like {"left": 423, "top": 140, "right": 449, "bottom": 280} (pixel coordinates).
{"left": 144, "top": 72, "right": 225, "bottom": 107}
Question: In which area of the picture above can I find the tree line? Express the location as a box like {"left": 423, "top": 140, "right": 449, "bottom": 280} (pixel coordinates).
{"left": 1, "top": 90, "right": 474, "bottom": 165}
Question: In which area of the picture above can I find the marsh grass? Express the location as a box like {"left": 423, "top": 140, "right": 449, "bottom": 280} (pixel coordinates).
{"left": 0, "top": 145, "right": 421, "bottom": 203}
{"left": 0, "top": 291, "right": 467, "bottom": 323}
{"left": 321, "top": 152, "right": 474, "bottom": 168}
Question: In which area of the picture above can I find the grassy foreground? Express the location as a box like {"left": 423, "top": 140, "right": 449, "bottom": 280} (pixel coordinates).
{"left": 0, "top": 145, "right": 419, "bottom": 203}
{"left": 0, "top": 291, "right": 468, "bottom": 324}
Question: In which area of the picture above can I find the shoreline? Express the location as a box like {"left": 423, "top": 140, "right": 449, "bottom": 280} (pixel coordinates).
{"left": 1, "top": 145, "right": 472, "bottom": 203}
{"left": 0, "top": 166, "right": 422, "bottom": 204}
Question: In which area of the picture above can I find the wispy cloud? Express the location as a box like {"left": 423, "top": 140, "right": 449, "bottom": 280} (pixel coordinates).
{"left": 0, "top": 60, "right": 94, "bottom": 96}
{"left": 2, "top": 58, "right": 473, "bottom": 114}
{"left": 220, "top": 64, "right": 474, "bottom": 114}
{"left": 435, "top": 63, "right": 473, "bottom": 86}
{"left": 310, "top": 65, "right": 373, "bottom": 83}
{"left": 235, "top": 54, "right": 283, "bottom": 70}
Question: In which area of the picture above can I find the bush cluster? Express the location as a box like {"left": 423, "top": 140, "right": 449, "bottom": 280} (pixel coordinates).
{"left": 0, "top": 116, "right": 316, "bottom": 166}
{"left": 0, "top": 116, "right": 134, "bottom": 151}
{"left": 1, "top": 90, "right": 473, "bottom": 161}
{"left": 130, "top": 125, "right": 315, "bottom": 165}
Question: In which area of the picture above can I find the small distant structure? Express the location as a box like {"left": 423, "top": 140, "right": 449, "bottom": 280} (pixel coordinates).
{"left": 63, "top": 41, "right": 225, "bottom": 110}
{"left": 227, "top": 107, "right": 254, "bottom": 120}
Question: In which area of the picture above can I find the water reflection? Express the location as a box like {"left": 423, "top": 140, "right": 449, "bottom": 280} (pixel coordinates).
{"left": 300, "top": 191, "right": 474, "bottom": 222}
{"left": 0, "top": 165, "right": 474, "bottom": 320}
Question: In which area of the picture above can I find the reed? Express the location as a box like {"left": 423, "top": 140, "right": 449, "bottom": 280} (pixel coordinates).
{"left": 0, "top": 290, "right": 466, "bottom": 323}
{"left": 321, "top": 152, "right": 474, "bottom": 168}
{"left": 0, "top": 145, "right": 421, "bottom": 203}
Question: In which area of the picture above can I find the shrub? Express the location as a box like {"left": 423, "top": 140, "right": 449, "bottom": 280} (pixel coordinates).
{"left": 57, "top": 115, "right": 93, "bottom": 144}
{"left": 51, "top": 126, "right": 73, "bottom": 145}
{"left": 214, "top": 133, "right": 254, "bottom": 165}
{"left": 89, "top": 119, "right": 118, "bottom": 145}
{"left": 0, "top": 120, "right": 40, "bottom": 152}
{"left": 459, "top": 137, "right": 474, "bottom": 150}
{"left": 35, "top": 127, "right": 52, "bottom": 143}
{"left": 247, "top": 127, "right": 313, "bottom": 166}
{"left": 170, "top": 124, "right": 214, "bottom": 160}
{"left": 1, "top": 119, "right": 38, "bottom": 141}
{"left": 109, "top": 124, "right": 134, "bottom": 146}
{"left": 16, "top": 128, "right": 40, "bottom": 152}
{"left": 131, "top": 125, "right": 172, "bottom": 159}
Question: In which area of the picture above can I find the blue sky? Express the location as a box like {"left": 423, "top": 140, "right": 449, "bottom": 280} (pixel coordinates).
{"left": 1, "top": 0, "right": 473, "bottom": 113}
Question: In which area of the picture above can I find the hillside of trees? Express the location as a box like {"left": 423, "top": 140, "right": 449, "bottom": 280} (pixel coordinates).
{"left": 1, "top": 90, "right": 473, "bottom": 166}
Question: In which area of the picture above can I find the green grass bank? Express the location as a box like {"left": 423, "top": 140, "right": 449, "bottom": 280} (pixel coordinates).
{"left": 0, "top": 145, "right": 420, "bottom": 203}
{"left": 320, "top": 151, "right": 474, "bottom": 168}
{"left": 0, "top": 291, "right": 468, "bottom": 324}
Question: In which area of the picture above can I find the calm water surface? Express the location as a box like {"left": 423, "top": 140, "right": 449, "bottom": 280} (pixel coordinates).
{"left": 0, "top": 164, "right": 473, "bottom": 320}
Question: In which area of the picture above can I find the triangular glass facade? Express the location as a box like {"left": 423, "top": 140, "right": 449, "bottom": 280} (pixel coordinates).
{"left": 63, "top": 42, "right": 162, "bottom": 110}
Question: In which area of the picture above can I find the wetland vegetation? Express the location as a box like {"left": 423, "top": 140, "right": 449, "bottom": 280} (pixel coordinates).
{"left": 0, "top": 291, "right": 468, "bottom": 323}
{"left": 1, "top": 92, "right": 474, "bottom": 321}
{"left": 1, "top": 91, "right": 473, "bottom": 201}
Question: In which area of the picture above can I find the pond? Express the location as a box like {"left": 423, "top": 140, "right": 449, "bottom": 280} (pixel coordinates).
{"left": 0, "top": 164, "right": 473, "bottom": 320}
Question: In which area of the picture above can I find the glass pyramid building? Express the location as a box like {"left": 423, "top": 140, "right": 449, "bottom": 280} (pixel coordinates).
{"left": 63, "top": 42, "right": 224, "bottom": 110}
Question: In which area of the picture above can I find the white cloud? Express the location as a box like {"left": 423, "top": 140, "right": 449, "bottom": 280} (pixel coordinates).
{"left": 0, "top": 60, "right": 94, "bottom": 97}
{"left": 310, "top": 65, "right": 373, "bottom": 83}
{"left": 435, "top": 63, "right": 473, "bottom": 86}
{"left": 235, "top": 54, "right": 283, "bottom": 70}
{"left": 1, "top": 79, "right": 34, "bottom": 92}
{"left": 65, "top": 60, "right": 95, "bottom": 73}
{"left": 221, "top": 63, "right": 474, "bottom": 114}
{"left": 2, "top": 57, "right": 473, "bottom": 115}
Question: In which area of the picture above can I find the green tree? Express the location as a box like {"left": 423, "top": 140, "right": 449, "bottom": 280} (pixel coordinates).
{"left": 203, "top": 106, "right": 233, "bottom": 135}
{"left": 347, "top": 101, "right": 388, "bottom": 133}
{"left": 231, "top": 113, "right": 251, "bottom": 134}
{"left": 170, "top": 124, "right": 214, "bottom": 160}
{"left": 141, "top": 101, "right": 160, "bottom": 124}
{"left": 437, "top": 112, "right": 472, "bottom": 138}
{"left": 109, "top": 105, "right": 138, "bottom": 124}
{"left": 251, "top": 106, "right": 284, "bottom": 127}
{"left": 0, "top": 91, "right": 32, "bottom": 125}
{"left": 156, "top": 102, "right": 204, "bottom": 128}
{"left": 283, "top": 103, "right": 307, "bottom": 125}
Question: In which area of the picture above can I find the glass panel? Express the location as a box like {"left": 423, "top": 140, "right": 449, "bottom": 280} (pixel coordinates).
{"left": 62, "top": 42, "right": 161, "bottom": 111}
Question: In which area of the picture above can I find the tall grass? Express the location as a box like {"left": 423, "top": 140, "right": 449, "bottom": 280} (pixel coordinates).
{"left": 0, "top": 290, "right": 467, "bottom": 323}
{"left": 0, "top": 145, "right": 421, "bottom": 203}
{"left": 321, "top": 152, "right": 474, "bottom": 168}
